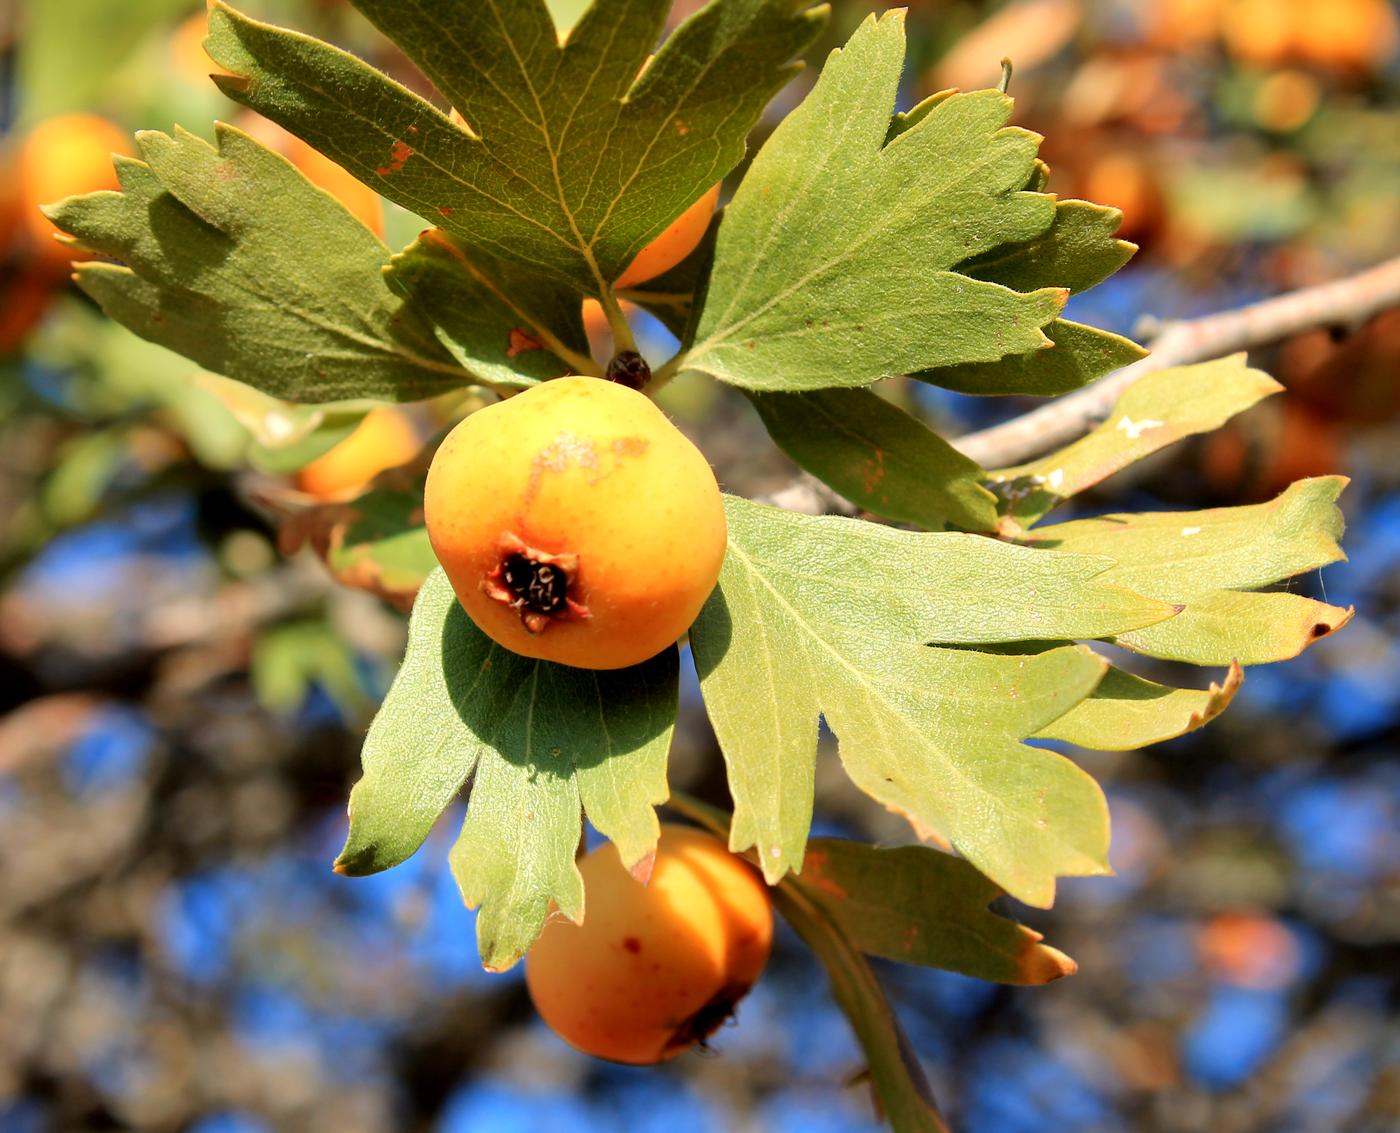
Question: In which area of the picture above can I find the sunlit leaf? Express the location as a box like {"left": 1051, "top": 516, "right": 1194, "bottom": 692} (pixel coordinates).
{"left": 681, "top": 13, "right": 1067, "bottom": 392}
{"left": 1036, "top": 660, "right": 1243, "bottom": 750}
{"left": 799, "top": 839, "right": 1077, "bottom": 984}
{"left": 688, "top": 496, "right": 1185, "bottom": 906}
{"left": 746, "top": 387, "right": 999, "bottom": 531}
{"left": 1024, "top": 477, "right": 1351, "bottom": 664}
{"left": 50, "top": 124, "right": 468, "bottom": 403}
{"left": 335, "top": 569, "right": 676, "bottom": 970}
{"left": 207, "top": 0, "right": 822, "bottom": 290}
{"left": 991, "top": 355, "right": 1283, "bottom": 528}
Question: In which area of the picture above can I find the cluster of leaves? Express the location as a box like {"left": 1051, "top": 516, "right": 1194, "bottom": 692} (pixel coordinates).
{"left": 47, "top": 0, "right": 1349, "bottom": 1119}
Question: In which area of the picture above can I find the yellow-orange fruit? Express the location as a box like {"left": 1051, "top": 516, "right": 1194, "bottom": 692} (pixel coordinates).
{"left": 424, "top": 377, "right": 726, "bottom": 670}
{"left": 294, "top": 407, "right": 421, "bottom": 500}
{"left": 237, "top": 114, "right": 385, "bottom": 238}
{"left": 525, "top": 824, "right": 774, "bottom": 1064}
{"left": 17, "top": 113, "right": 132, "bottom": 271}
{"left": 614, "top": 182, "right": 720, "bottom": 289}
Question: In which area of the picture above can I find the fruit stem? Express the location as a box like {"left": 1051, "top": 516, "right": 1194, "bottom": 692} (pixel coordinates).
{"left": 598, "top": 287, "right": 639, "bottom": 356}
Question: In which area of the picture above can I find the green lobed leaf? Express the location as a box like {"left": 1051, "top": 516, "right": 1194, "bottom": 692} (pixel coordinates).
{"left": 688, "top": 496, "right": 1187, "bottom": 906}
{"left": 16, "top": 0, "right": 191, "bottom": 124}
{"left": 917, "top": 318, "right": 1145, "bottom": 398}
{"left": 799, "top": 839, "right": 1078, "bottom": 984}
{"left": 207, "top": 0, "right": 823, "bottom": 291}
{"left": 385, "top": 231, "right": 588, "bottom": 389}
{"left": 1036, "top": 661, "right": 1243, "bottom": 750}
{"left": 958, "top": 199, "right": 1137, "bottom": 296}
{"left": 991, "top": 355, "right": 1284, "bottom": 529}
{"left": 1024, "top": 477, "right": 1352, "bottom": 665}
{"left": 335, "top": 569, "right": 677, "bottom": 971}
{"left": 680, "top": 13, "right": 1067, "bottom": 392}
{"left": 49, "top": 124, "right": 469, "bottom": 403}
{"left": 746, "top": 387, "right": 999, "bottom": 531}
{"left": 914, "top": 199, "right": 1145, "bottom": 396}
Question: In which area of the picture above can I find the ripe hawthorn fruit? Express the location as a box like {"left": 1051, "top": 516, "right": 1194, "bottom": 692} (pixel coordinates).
{"left": 424, "top": 377, "right": 726, "bottom": 670}
{"left": 614, "top": 182, "right": 720, "bottom": 289}
{"left": 525, "top": 824, "right": 774, "bottom": 1065}
{"left": 294, "top": 406, "right": 421, "bottom": 500}
{"left": 18, "top": 113, "right": 131, "bottom": 272}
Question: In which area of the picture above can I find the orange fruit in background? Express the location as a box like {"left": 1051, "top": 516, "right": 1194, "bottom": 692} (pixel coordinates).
{"left": 1304, "top": 0, "right": 1398, "bottom": 70}
{"left": 525, "top": 824, "right": 773, "bottom": 1064}
{"left": 424, "top": 377, "right": 726, "bottom": 670}
{"left": 236, "top": 114, "right": 385, "bottom": 238}
{"left": 16, "top": 113, "right": 132, "bottom": 272}
{"left": 294, "top": 406, "right": 422, "bottom": 500}
{"left": 614, "top": 182, "right": 720, "bottom": 289}
{"left": 1079, "top": 151, "right": 1163, "bottom": 243}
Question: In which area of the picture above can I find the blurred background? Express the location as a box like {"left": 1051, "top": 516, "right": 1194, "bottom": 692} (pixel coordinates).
{"left": 1, "top": 1, "right": 1397, "bottom": 1130}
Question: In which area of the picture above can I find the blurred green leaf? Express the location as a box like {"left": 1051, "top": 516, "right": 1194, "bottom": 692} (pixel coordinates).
{"left": 688, "top": 496, "right": 1186, "bottom": 906}
{"left": 207, "top": 0, "right": 822, "bottom": 290}
{"left": 336, "top": 569, "right": 677, "bottom": 971}
{"left": 252, "top": 621, "right": 367, "bottom": 717}
{"left": 1025, "top": 477, "right": 1352, "bottom": 665}
{"left": 746, "top": 387, "right": 999, "bottom": 531}
{"left": 681, "top": 14, "right": 1066, "bottom": 391}
{"left": 51, "top": 124, "right": 468, "bottom": 403}
{"left": 991, "top": 355, "right": 1283, "bottom": 528}
{"left": 15, "top": 0, "right": 191, "bottom": 124}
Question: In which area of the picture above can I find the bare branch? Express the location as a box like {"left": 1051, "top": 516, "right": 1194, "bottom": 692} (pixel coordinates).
{"left": 953, "top": 255, "right": 1400, "bottom": 470}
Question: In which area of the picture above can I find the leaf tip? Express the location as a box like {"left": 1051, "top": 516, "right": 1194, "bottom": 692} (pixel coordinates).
{"left": 1018, "top": 939, "right": 1077, "bottom": 984}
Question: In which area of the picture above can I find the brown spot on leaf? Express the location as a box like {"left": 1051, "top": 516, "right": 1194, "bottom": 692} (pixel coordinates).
{"left": 506, "top": 328, "right": 545, "bottom": 358}
{"left": 861, "top": 448, "right": 886, "bottom": 494}
{"left": 375, "top": 139, "right": 414, "bottom": 176}
{"left": 438, "top": 206, "right": 455, "bottom": 217}
{"left": 674, "top": 118, "right": 689, "bottom": 136}
{"left": 622, "top": 936, "right": 642, "bottom": 954}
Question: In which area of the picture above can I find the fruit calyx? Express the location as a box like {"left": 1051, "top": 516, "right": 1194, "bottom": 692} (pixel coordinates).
{"left": 480, "top": 532, "right": 591, "bottom": 634}
{"left": 660, "top": 981, "right": 749, "bottom": 1059}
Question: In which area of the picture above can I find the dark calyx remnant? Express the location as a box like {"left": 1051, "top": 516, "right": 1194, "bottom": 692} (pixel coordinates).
{"left": 661, "top": 982, "right": 749, "bottom": 1058}
{"left": 481, "top": 533, "right": 590, "bottom": 634}
{"left": 606, "top": 351, "right": 650, "bottom": 390}
{"left": 501, "top": 554, "right": 568, "bottom": 616}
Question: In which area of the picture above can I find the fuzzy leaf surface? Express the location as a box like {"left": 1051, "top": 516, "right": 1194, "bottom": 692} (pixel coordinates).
{"left": 1025, "top": 478, "right": 1351, "bottom": 665}
{"left": 207, "top": 0, "right": 822, "bottom": 290}
{"left": 800, "top": 840, "right": 1077, "bottom": 984}
{"left": 385, "top": 231, "right": 589, "bottom": 389}
{"left": 919, "top": 319, "right": 1145, "bottom": 397}
{"left": 992, "top": 355, "right": 1283, "bottom": 528}
{"left": 681, "top": 13, "right": 1067, "bottom": 391}
{"left": 916, "top": 199, "right": 1144, "bottom": 395}
{"left": 49, "top": 125, "right": 466, "bottom": 403}
{"left": 746, "top": 387, "right": 998, "bottom": 531}
{"left": 336, "top": 569, "right": 676, "bottom": 970}
{"left": 688, "top": 496, "right": 1187, "bottom": 906}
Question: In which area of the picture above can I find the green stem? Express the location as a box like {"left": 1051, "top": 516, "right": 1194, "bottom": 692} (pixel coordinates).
{"left": 599, "top": 287, "right": 639, "bottom": 357}
{"left": 665, "top": 792, "right": 953, "bottom": 1133}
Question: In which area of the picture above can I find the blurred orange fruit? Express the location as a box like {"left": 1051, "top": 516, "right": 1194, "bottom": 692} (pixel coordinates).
{"left": 16, "top": 113, "right": 132, "bottom": 272}
{"left": 294, "top": 406, "right": 421, "bottom": 500}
